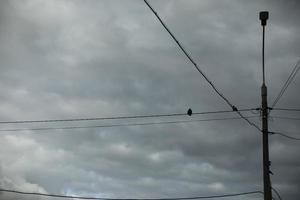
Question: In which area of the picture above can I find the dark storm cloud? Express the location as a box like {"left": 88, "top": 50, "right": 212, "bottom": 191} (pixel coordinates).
{"left": 0, "top": 0, "right": 299, "bottom": 200}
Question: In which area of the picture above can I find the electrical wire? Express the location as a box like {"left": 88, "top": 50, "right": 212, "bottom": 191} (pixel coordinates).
{"left": 0, "top": 188, "right": 263, "bottom": 200}
{"left": 270, "top": 115, "right": 300, "bottom": 121}
{"left": 272, "top": 187, "right": 282, "bottom": 200}
{"left": 271, "top": 58, "right": 300, "bottom": 108}
{"left": 0, "top": 109, "right": 255, "bottom": 125}
{"left": 0, "top": 116, "right": 259, "bottom": 133}
{"left": 143, "top": 0, "right": 232, "bottom": 107}
{"left": 269, "top": 131, "right": 300, "bottom": 141}
{"left": 143, "top": 0, "right": 260, "bottom": 132}
{"left": 236, "top": 110, "right": 261, "bottom": 131}
{"left": 271, "top": 108, "right": 300, "bottom": 112}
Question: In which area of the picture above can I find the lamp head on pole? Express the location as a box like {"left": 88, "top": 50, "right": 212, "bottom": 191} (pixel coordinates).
{"left": 259, "top": 11, "right": 269, "bottom": 26}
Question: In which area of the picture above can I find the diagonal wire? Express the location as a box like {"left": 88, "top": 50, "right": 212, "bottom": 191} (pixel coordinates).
{"left": 271, "top": 58, "right": 300, "bottom": 108}
{"left": 271, "top": 187, "right": 282, "bottom": 200}
{"left": 235, "top": 110, "right": 261, "bottom": 131}
{"left": 143, "top": 0, "right": 260, "bottom": 132}
{"left": 143, "top": 0, "right": 232, "bottom": 107}
{"left": 269, "top": 131, "right": 300, "bottom": 141}
{"left": 0, "top": 188, "right": 264, "bottom": 200}
{"left": 0, "top": 116, "right": 259, "bottom": 133}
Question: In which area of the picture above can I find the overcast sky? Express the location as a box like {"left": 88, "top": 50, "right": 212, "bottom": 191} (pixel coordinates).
{"left": 0, "top": 0, "right": 299, "bottom": 200}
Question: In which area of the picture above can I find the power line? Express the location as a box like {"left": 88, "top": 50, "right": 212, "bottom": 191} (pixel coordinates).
{"left": 271, "top": 187, "right": 282, "bottom": 200}
{"left": 143, "top": 0, "right": 232, "bottom": 108}
{"left": 0, "top": 109, "right": 255, "bottom": 125}
{"left": 0, "top": 116, "right": 259, "bottom": 133}
{"left": 143, "top": 0, "right": 260, "bottom": 132}
{"left": 270, "top": 115, "right": 300, "bottom": 121}
{"left": 0, "top": 188, "right": 263, "bottom": 200}
{"left": 269, "top": 131, "right": 300, "bottom": 141}
{"left": 235, "top": 110, "right": 261, "bottom": 131}
{"left": 271, "top": 108, "right": 300, "bottom": 112}
{"left": 271, "top": 58, "right": 300, "bottom": 108}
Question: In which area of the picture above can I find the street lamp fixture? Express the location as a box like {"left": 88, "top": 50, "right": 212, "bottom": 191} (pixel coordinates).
{"left": 260, "top": 11, "right": 269, "bottom": 26}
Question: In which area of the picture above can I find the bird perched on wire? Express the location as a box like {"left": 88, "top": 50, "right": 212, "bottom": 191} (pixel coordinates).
{"left": 187, "top": 108, "right": 192, "bottom": 116}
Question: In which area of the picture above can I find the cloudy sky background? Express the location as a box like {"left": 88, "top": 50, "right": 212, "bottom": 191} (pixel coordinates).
{"left": 0, "top": 0, "right": 299, "bottom": 199}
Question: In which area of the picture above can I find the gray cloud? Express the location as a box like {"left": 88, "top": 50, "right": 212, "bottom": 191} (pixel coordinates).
{"left": 0, "top": 0, "right": 299, "bottom": 200}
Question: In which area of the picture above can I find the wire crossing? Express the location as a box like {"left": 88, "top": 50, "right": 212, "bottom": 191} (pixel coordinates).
{"left": 0, "top": 188, "right": 263, "bottom": 200}
{"left": 143, "top": 0, "right": 260, "bottom": 132}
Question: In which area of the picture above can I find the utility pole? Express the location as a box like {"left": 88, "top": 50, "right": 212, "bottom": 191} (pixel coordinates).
{"left": 259, "top": 11, "right": 272, "bottom": 200}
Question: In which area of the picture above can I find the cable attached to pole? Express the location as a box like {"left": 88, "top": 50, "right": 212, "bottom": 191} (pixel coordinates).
{"left": 143, "top": 0, "right": 260, "bottom": 131}
{"left": 0, "top": 188, "right": 263, "bottom": 200}
{"left": 0, "top": 116, "right": 259, "bottom": 133}
{"left": 269, "top": 131, "right": 300, "bottom": 141}
{"left": 0, "top": 108, "right": 256, "bottom": 125}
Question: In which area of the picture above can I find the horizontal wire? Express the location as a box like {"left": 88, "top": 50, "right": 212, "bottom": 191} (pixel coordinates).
{"left": 271, "top": 108, "right": 300, "bottom": 112}
{"left": 0, "top": 109, "right": 255, "bottom": 125}
{"left": 0, "top": 188, "right": 263, "bottom": 200}
{"left": 0, "top": 116, "right": 259, "bottom": 133}
{"left": 270, "top": 115, "right": 300, "bottom": 121}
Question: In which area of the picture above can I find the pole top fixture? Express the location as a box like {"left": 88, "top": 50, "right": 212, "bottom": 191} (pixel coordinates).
{"left": 259, "top": 11, "right": 269, "bottom": 26}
